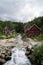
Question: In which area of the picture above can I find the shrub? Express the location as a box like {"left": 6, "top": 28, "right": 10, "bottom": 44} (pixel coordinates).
{"left": 21, "top": 33, "right": 27, "bottom": 39}
{"left": 31, "top": 45, "right": 43, "bottom": 65}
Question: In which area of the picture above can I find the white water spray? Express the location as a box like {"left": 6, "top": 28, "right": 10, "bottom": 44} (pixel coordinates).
{"left": 4, "top": 34, "right": 31, "bottom": 65}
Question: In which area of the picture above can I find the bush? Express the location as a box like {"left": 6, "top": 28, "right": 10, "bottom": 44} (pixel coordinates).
{"left": 31, "top": 45, "right": 43, "bottom": 65}
{"left": 31, "top": 34, "right": 43, "bottom": 41}
{"left": 21, "top": 33, "right": 27, "bottom": 39}
{"left": 36, "top": 34, "right": 43, "bottom": 41}
{"left": 7, "top": 33, "right": 17, "bottom": 39}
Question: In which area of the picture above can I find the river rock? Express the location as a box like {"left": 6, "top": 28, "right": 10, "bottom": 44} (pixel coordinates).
{"left": 0, "top": 46, "right": 13, "bottom": 65}
{"left": 0, "top": 58, "right": 6, "bottom": 63}
{"left": 1, "top": 54, "right": 5, "bottom": 59}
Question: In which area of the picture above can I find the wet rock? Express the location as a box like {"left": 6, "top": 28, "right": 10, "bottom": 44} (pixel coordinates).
{"left": 25, "top": 46, "right": 34, "bottom": 64}
{"left": 0, "top": 46, "right": 13, "bottom": 65}
{"left": 25, "top": 46, "right": 33, "bottom": 55}
{"left": 1, "top": 50, "right": 6, "bottom": 54}
{"left": 0, "top": 58, "right": 6, "bottom": 63}
{"left": 5, "top": 56, "right": 11, "bottom": 61}
{"left": 0, "top": 62, "right": 3, "bottom": 65}
{"left": 1, "top": 54, "right": 5, "bottom": 59}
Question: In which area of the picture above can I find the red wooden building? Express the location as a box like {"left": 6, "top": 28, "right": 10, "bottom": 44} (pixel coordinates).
{"left": 24, "top": 24, "right": 40, "bottom": 37}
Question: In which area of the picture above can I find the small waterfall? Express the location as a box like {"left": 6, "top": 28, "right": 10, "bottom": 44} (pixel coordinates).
{"left": 3, "top": 34, "right": 31, "bottom": 65}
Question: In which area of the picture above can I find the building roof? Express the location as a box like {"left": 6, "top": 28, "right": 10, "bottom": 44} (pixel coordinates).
{"left": 4, "top": 26, "right": 9, "bottom": 30}
{"left": 29, "top": 24, "right": 40, "bottom": 31}
{"left": 24, "top": 24, "right": 30, "bottom": 29}
{"left": 24, "top": 24, "right": 40, "bottom": 32}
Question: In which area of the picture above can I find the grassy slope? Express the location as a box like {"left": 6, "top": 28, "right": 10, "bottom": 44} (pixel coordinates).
{"left": 32, "top": 34, "right": 43, "bottom": 41}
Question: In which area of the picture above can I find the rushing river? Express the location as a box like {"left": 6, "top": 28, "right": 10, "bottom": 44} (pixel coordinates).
{"left": 3, "top": 34, "right": 31, "bottom": 65}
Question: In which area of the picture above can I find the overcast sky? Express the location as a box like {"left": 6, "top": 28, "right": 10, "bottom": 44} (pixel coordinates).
{"left": 0, "top": 0, "right": 43, "bottom": 22}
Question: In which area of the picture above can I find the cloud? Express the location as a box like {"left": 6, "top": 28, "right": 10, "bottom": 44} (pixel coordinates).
{"left": 0, "top": 0, "right": 43, "bottom": 22}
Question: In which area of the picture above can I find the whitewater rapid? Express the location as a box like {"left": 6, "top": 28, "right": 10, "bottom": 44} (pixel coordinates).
{"left": 4, "top": 47, "right": 31, "bottom": 65}
{"left": 3, "top": 34, "right": 31, "bottom": 65}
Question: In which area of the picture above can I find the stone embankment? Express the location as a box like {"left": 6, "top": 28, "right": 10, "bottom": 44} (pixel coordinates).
{"left": 0, "top": 46, "right": 14, "bottom": 65}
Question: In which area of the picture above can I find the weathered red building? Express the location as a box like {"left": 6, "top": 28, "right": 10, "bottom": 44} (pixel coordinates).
{"left": 3, "top": 26, "right": 10, "bottom": 35}
{"left": 24, "top": 24, "right": 40, "bottom": 37}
